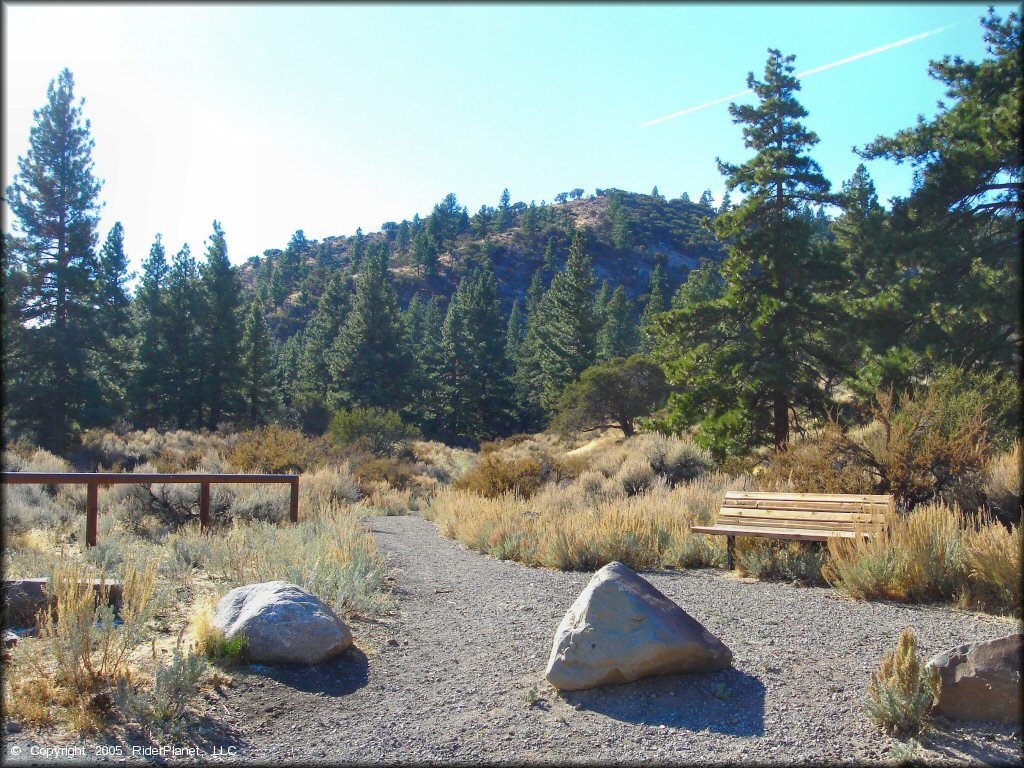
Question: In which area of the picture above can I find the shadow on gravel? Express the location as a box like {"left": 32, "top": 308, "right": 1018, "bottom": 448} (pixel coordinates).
{"left": 242, "top": 644, "right": 370, "bottom": 697}
{"left": 563, "top": 668, "right": 765, "bottom": 736}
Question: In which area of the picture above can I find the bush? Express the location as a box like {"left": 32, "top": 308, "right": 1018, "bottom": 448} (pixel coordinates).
{"left": 735, "top": 539, "right": 827, "bottom": 584}
{"left": 115, "top": 638, "right": 206, "bottom": 739}
{"left": 866, "top": 629, "right": 940, "bottom": 736}
{"left": 352, "top": 455, "right": 417, "bottom": 492}
{"left": 454, "top": 453, "right": 546, "bottom": 499}
{"left": 228, "top": 425, "right": 328, "bottom": 473}
{"left": 329, "top": 407, "right": 420, "bottom": 457}
{"left": 189, "top": 598, "right": 246, "bottom": 666}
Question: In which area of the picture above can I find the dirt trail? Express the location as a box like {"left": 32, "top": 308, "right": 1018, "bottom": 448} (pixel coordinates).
{"left": 208, "top": 514, "right": 1020, "bottom": 765}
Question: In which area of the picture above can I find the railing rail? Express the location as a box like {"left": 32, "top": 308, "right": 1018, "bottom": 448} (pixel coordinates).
{"left": 1, "top": 471, "right": 299, "bottom": 547}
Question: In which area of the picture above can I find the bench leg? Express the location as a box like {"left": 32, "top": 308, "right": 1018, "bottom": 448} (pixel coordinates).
{"left": 726, "top": 535, "right": 734, "bottom": 571}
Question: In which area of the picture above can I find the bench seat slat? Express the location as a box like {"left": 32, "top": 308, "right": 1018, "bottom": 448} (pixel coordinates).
{"left": 717, "top": 507, "right": 885, "bottom": 523}
{"left": 714, "top": 518, "right": 879, "bottom": 531}
{"left": 723, "top": 499, "right": 890, "bottom": 512}
{"left": 690, "top": 524, "right": 871, "bottom": 542}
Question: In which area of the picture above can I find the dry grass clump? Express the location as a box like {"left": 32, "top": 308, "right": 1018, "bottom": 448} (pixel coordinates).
{"left": 429, "top": 472, "right": 739, "bottom": 571}
{"left": 866, "top": 629, "right": 940, "bottom": 736}
{"left": 983, "top": 440, "right": 1021, "bottom": 523}
{"left": 3, "top": 557, "right": 161, "bottom": 732}
{"left": 190, "top": 504, "right": 390, "bottom": 615}
{"left": 825, "top": 502, "right": 1022, "bottom": 615}
{"left": 734, "top": 538, "right": 828, "bottom": 584}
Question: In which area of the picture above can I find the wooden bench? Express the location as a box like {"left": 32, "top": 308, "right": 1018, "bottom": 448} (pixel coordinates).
{"left": 690, "top": 491, "right": 892, "bottom": 570}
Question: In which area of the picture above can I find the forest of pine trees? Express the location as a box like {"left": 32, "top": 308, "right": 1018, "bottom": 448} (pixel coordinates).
{"left": 2, "top": 11, "right": 1020, "bottom": 454}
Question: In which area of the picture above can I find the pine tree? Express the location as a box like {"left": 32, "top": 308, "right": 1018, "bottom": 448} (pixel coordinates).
{"left": 327, "top": 243, "right": 411, "bottom": 412}
{"left": 164, "top": 244, "right": 204, "bottom": 428}
{"left": 534, "top": 230, "right": 599, "bottom": 410}
{"left": 436, "top": 260, "right": 513, "bottom": 443}
{"left": 199, "top": 221, "right": 244, "bottom": 428}
{"left": 4, "top": 69, "right": 104, "bottom": 451}
{"left": 655, "top": 49, "right": 844, "bottom": 453}
{"left": 91, "top": 222, "right": 134, "bottom": 425}
{"left": 403, "top": 294, "right": 444, "bottom": 436}
{"left": 639, "top": 264, "right": 667, "bottom": 354}
{"left": 239, "top": 300, "right": 281, "bottom": 426}
{"left": 131, "top": 235, "right": 171, "bottom": 428}
{"left": 412, "top": 231, "right": 438, "bottom": 278}
{"left": 859, "top": 9, "right": 1021, "bottom": 376}
{"left": 295, "top": 273, "right": 350, "bottom": 431}
{"left": 542, "top": 237, "right": 558, "bottom": 278}
{"left": 494, "top": 188, "right": 512, "bottom": 232}
{"left": 597, "top": 285, "right": 637, "bottom": 360}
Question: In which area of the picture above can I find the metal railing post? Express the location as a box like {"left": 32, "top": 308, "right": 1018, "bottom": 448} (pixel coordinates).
{"left": 86, "top": 482, "right": 98, "bottom": 547}
{"left": 200, "top": 482, "right": 211, "bottom": 532}
{"left": 289, "top": 478, "right": 299, "bottom": 524}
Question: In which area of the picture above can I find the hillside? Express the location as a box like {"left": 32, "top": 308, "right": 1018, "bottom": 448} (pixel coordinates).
{"left": 239, "top": 189, "right": 726, "bottom": 341}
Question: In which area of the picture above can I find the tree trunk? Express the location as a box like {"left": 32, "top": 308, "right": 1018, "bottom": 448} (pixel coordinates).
{"left": 773, "top": 391, "right": 789, "bottom": 451}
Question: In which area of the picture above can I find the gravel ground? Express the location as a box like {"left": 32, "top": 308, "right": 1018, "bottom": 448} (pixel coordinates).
{"left": 4, "top": 513, "right": 1021, "bottom": 766}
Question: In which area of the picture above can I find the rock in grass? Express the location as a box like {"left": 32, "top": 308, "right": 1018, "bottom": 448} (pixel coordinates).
{"left": 927, "top": 632, "right": 1022, "bottom": 723}
{"left": 2, "top": 578, "right": 123, "bottom": 629}
{"left": 213, "top": 581, "right": 352, "bottom": 665}
{"left": 544, "top": 561, "right": 732, "bottom": 691}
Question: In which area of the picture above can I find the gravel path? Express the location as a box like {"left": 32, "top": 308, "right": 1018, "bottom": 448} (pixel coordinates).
{"left": 5, "top": 513, "right": 1021, "bottom": 765}
{"left": 213, "top": 514, "right": 1021, "bottom": 766}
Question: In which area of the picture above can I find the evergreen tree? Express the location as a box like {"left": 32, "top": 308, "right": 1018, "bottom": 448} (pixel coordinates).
{"left": 164, "top": 244, "right": 204, "bottom": 427}
{"left": 494, "top": 188, "right": 512, "bottom": 232}
{"left": 437, "top": 260, "right": 513, "bottom": 443}
{"left": 4, "top": 68, "right": 104, "bottom": 451}
{"left": 295, "top": 273, "right": 350, "bottom": 431}
{"left": 327, "top": 243, "right": 411, "bottom": 412}
{"left": 199, "top": 221, "right": 244, "bottom": 428}
{"left": 597, "top": 285, "right": 637, "bottom": 360}
{"left": 91, "top": 222, "right": 134, "bottom": 425}
{"left": 239, "top": 300, "right": 281, "bottom": 426}
{"left": 541, "top": 237, "right": 558, "bottom": 278}
{"left": 639, "top": 264, "right": 667, "bottom": 354}
{"left": 534, "top": 230, "right": 599, "bottom": 410}
{"left": 131, "top": 236, "right": 171, "bottom": 428}
{"left": 859, "top": 9, "right": 1021, "bottom": 377}
{"left": 654, "top": 49, "right": 844, "bottom": 453}
{"left": 403, "top": 294, "right": 444, "bottom": 436}
{"left": 671, "top": 260, "right": 725, "bottom": 310}
{"left": 698, "top": 189, "right": 715, "bottom": 210}
{"left": 412, "top": 231, "right": 438, "bottom": 277}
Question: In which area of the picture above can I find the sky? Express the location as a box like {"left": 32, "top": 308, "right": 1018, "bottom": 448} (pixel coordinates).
{"left": 2, "top": 2, "right": 1017, "bottom": 272}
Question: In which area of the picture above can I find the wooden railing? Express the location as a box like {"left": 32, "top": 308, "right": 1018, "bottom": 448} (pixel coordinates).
{"left": 0, "top": 472, "right": 299, "bottom": 547}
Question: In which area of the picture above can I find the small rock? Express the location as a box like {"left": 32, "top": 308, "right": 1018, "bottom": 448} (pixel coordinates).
{"left": 2, "top": 630, "right": 17, "bottom": 649}
{"left": 387, "top": 638, "right": 400, "bottom": 647}
{"left": 7, "top": 719, "right": 22, "bottom": 734}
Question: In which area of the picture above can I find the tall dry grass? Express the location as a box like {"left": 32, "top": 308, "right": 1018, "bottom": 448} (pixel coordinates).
{"left": 825, "top": 502, "right": 1021, "bottom": 615}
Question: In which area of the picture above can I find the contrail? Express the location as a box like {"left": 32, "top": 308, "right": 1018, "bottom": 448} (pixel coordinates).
{"left": 638, "top": 24, "right": 955, "bottom": 129}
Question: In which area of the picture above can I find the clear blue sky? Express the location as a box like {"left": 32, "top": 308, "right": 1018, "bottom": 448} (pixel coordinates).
{"left": 2, "top": 2, "right": 1016, "bottom": 271}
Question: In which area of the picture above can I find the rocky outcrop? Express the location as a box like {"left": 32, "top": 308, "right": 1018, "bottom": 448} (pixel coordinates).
{"left": 544, "top": 561, "right": 732, "bottom": 691}
{"left": 928, "top": 632, "right": 1022, "bottom": 723}
{"left": 213, "top": 581, "right": 353, "bottom": 665}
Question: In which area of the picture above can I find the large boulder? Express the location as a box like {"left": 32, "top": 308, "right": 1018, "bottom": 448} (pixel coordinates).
{"left": 213, "top": 581, "right": 352, "bottom": 665}
{"left": 544, "top": 561, "right": 732, "bottom": 691}
{"left": 927, "top": 632, "right": 1022, "bottom": 723}
{"left": 2, "top": 578, "right": 123, "bottom": 629}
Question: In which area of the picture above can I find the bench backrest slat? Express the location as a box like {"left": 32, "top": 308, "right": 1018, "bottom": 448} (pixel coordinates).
{"left": 718, "top": 491, "right": 891, "bottom": 534}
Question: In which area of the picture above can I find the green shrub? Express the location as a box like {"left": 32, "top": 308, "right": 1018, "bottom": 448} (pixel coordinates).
{"left": 115, "top": 639, "right": 206, "bottom": 739}
{"left": 735, "top": 539, "right": 827, "bottom": 584}
{"left": 352, "top": 455, "right": 417, "bottom": 491}
{"left": 866, "top": 629, "right": 940, "bottom": 736}
{"left": 227, "top": 425, "right": 332, "bottom": 473}
{"left": 329, "top": 407, "right": 420, "bottom": 457}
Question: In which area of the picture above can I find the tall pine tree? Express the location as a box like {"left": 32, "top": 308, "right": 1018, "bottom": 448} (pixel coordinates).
{"left": 199, "top": 221, "right": 244, "bottom": 428}
{"left": 654, "top": 49, "right": 845, "bottom": 453}
{"left": 4, "top": 69, "right": 104, "bottom": 451}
